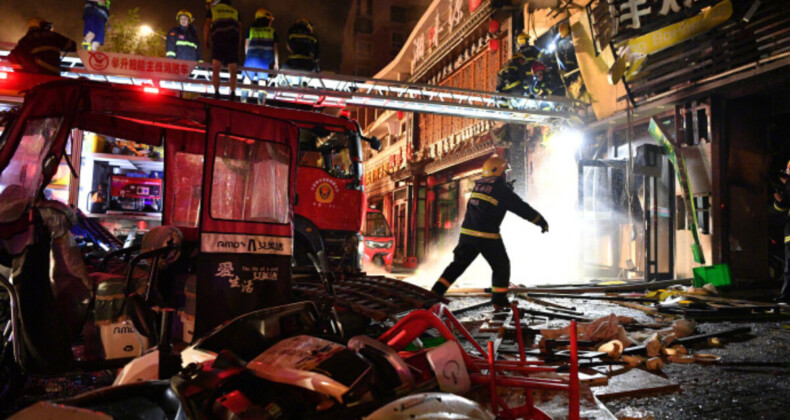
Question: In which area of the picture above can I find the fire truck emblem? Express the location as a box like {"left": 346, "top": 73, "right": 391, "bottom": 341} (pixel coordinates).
{"left": 315, "top": 182, "right": 335, "bottom": 203}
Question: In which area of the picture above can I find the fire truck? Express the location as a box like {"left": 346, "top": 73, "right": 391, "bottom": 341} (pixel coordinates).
{"left": 0, "top": 66, "right": 380, "bottom": 273}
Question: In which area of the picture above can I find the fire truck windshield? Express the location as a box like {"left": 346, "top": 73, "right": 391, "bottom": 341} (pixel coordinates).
{"left": 298, "top": 127, "right": 362, "bottom": 181}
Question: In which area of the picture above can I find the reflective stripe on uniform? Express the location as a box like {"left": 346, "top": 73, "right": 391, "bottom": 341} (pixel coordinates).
{"left": 470, "top": 192, "right": 498, "bottom": 206}
{"left": 176, "top": 40, "right": 198, "bottom": 49}
{"left": 502, "top": 80, "right": 521, "bottom": 91}
{"left": 460, "top": 228, "right": 500, "bottom": 239}
{"left": 775, "top": 202, "right": 789, "bottom": 213}
{"left": 785, "top": 235, "right": 790, "bottom": 244}
{"left": 438, "top": 277, "right": 452, "bottom": 287}
{"left": 531, "top": 214, "right": 542, "bottom": 224}
{"left": 491, "top": 286, "right": 509, "bottom": 293}
{"left": 288, "top": 54, "right": 315, "bottom": 60}
{"left": 166, "top": 51, "right": 176, "bottom": 57}
{"left": 31, "top": 46, "right": 60, "bottom": 54}
{"left": 249, "top": 27, "right": 275, "bottom": 40}
{"left": 289, "top": 33, "right": 317, "bottom": 41}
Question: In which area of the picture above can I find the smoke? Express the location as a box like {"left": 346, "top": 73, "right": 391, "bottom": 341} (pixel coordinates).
{"left": 406, "top": 134, "right": 586, "bottom": 290}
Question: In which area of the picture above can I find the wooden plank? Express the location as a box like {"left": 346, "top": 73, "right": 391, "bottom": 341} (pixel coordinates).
{"left": 593, "top": 368, "right": 679, "bottom": 401}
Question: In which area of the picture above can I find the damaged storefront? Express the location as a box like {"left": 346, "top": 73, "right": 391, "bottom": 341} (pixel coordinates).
{"left": 575, "top": 0, "right": 790, "bottom": 286}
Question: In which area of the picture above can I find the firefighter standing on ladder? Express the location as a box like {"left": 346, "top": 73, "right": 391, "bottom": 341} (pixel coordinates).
{"left": 430, "top": 156, "right": 549, "bottom": 310}
{"left": 285, "top": 18, "right": 319, "bottom": 72}
{"left": 205, "top": 0, "right": 241, "bottom": 100}
{"left": 166, "top": 10, "right": 202, "bottom": 62}
{"left": 241, "top": 8, "right": 278, "bottom": 104}
{"left": 496, "top": 33, "right": 541, "bottom": 106}
{"left": 10, "top": 18, "right": 76, "bottom": 76}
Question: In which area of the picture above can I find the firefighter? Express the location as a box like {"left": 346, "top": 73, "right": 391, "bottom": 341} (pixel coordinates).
{"left": 10, "top": 18, "right": 76, "bottom": 76}
{"left": 241, "top": 8, "right": 278, "bottom": 103}
{"left": 529, "top": 61, "right": 566, "bottom": 97}
{"left": 773, "top": 160, "right": 790, "bottom": 304}
{"left": 82, "top": 0, "right": 109, "bottom": 51}
{"left": 430, "top": 156, "right": 549, "bottom": 310}
{"left": 285, "top": 18, "right": 319, "bottom": 72}
{"left": 205, "top": 0, "right": 241, "bottom": 100}
{"left": 496, "top": 33, "right": 542, "bottom": 105}
{"left": 166, "top": 10, "right": 202, "bottom": 62}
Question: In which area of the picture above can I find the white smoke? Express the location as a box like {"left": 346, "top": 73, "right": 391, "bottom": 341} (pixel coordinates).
{"left": 406, "top": 132, "right": 586, "bottom": 290}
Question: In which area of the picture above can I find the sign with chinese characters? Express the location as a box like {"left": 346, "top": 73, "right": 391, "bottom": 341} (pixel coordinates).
{"left": 411, "top": 0, "right": 474, "bottom": 72}
{"left": 623, "top": 0, "right": 732, "bottom": 78}
{"left": 589, "top": 0, "right": 723, "bottom": 44}
{"left": 201, "top": 233, "right": 292, "bottom": 256}
{"left": 78, "top": 50, "right": 197, "bottom": 80}
{"left": 195, "top": 250, "right": 292, "bottom": 336}
{"left": 212, "top": 260, "right": 280, "bottom": 295}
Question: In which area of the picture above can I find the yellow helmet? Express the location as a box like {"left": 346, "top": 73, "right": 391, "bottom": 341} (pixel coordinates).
{"left": 482, "top": 155, "right": 510, "bottom": 177}
{"left": 255, "top": 8, "right": 274, "bottom": 20}
{"left": 297, "top": 18, "right": 314, "bottom": 33}
{"left": 176, "top": 10, "right": 194, "bottom": 23}
{"left": 558, "top": 21, "right": 571, "bottom": 38}
{"left": 516, "top": 33, "right": 530, "bottom": 47}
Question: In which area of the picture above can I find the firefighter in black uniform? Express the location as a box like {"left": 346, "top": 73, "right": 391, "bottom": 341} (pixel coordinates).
{"left": 285, "top": 18, "right": 319, "bottom": 72}
{"left": 430, "top": 156, "right": 549, "bottom": 310}
{"left": 496, "top": 33, "right": 541, "bottom": 104}
{"left": 529, "top": 61, "right": 566, "bottom": 97}
{"left": 166, "top": 10, "right": 202, "bottom": 61}
{"left": 10, "top": 18, "right": 76, "bottom": 76}
{"left": 773, "top": 159, "right": 790, "bottom": 304}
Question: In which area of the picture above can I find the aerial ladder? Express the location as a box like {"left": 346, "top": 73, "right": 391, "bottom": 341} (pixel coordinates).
{"left": 0, "top": 46, "right": 580, "bottom": 127}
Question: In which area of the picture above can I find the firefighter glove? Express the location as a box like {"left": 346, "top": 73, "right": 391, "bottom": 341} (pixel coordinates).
{"left": 540, "top": 220, "right": 549, "bottom": 234}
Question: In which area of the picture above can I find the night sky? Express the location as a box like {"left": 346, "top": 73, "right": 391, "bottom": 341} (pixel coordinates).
{"left": 0, "top": 0, "right": 352, "bottom": 71}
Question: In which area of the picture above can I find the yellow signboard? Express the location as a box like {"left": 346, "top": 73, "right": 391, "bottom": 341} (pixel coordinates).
{"left": 625, "top": 0, "right": 733, "bottom": 79}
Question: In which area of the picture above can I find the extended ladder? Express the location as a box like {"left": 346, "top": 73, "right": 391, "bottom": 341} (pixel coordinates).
{"left": 0, "top": 50, "right": 580, "bottom": 126}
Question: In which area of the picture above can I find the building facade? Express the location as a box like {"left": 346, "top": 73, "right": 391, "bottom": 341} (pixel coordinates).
{"left": 340, "top": 0, "right": 431, "bottom": 78}
{"left": 353, "top": 0, "right": 520, "bottom": 266}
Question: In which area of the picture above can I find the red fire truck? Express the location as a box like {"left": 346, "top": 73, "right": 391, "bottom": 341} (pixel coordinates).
{"left": 0, "top": 69, "right": 381, "bottom": 272}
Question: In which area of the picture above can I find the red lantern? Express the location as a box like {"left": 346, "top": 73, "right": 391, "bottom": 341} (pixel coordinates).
{"left": 397, "top": 110, "right": 404, "bottom": 120}
{"left": 488, "top": 19, "right": 500, "bottom": 34}
{"left": 470, "top": 0, "right": 482, "bottom": 12}
{"left": 489, "top": 39, "right": 500, "bottom": 52}
{"left": 427, "top": 190, "right": 436, "bottom": 202}
{"left": 426, "top": 176, "right": 437, "bottom": 188}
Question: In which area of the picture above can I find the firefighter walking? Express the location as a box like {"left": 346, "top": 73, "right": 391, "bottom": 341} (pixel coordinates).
{"left": 430, "top": 156, "right": 549, "bottom": 310}
{"left": 166, "top": 10, "right": 202, "bottom": 61}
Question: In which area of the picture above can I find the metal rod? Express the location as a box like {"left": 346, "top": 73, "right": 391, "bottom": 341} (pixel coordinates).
{"left": 511, "top": 302, "right": 526, "bottom": 363}
{"left": 569, "top": 320, "right": 580, "bottom": 420}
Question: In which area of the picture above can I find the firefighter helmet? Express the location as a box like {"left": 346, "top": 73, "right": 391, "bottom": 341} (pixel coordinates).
{"left": 27, "top": 17, "right": 52, "bottom": 31}
{"left": 558, "top": 21, "right": 571, "bottom": 38}
{"left": 516, "top": 33, "right": 530, "bottom": 48}
{"left": 255, "top": 8, "right": 274, "bottom": 21}
{"left": 297, "top": 18, "right": 314, "bottom": 33}
{"left": 531, "top": 61, "right": 547, "bottom": 73}
{"left": 482, "top": 155, "right": 510, "bottom": 178}
{"left": 176, "top": 10, "right": 193, "bottom": 23}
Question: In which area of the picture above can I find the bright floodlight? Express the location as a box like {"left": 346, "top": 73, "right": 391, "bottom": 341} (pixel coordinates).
{"left": 139, "top": 25, "right": 154, "bottom": 37}
{"left": 553, "top": 128, "right": 583, "bottom": 154}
